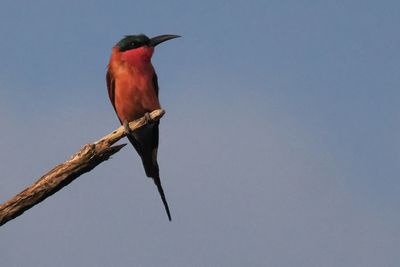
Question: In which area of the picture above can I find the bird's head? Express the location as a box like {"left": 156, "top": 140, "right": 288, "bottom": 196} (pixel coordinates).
{"left": 115, "top": 34, "right": 180, "bottom": 63}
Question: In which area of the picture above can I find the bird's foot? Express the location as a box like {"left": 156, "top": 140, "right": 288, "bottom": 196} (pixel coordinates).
{"left": 144, "top": 112, "right": 154, "bottom": 124}
{"left": 123, "top": 120, "right": 132, "bottom": 135}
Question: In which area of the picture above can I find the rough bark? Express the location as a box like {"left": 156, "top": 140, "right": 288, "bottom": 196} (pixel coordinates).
{"left": 0, "top": 109, "right": 165, "bottom": 227}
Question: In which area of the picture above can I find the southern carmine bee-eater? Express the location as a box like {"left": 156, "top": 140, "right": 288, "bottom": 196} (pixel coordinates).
{"left": 106, "top": 34, "right": 180, "bottom": 221}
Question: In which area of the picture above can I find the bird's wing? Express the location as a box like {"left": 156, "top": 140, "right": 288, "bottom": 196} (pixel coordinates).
{"left": 106, "top": 68, "right": 118, "bottom": 114}
{"left": 152, "top": 72, "right": 159, "bottom": 97}
{"left": 134, "top": 72, "right": 160, "bottom": 176}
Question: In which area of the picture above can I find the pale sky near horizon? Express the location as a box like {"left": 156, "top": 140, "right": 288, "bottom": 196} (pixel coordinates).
{"left": 0, "top": 1, "right": 399, "bottom": 266}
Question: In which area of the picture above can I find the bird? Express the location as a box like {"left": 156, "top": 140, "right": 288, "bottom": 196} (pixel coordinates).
{"left": 106, "top": 34, "right": 180, "bottom": 221}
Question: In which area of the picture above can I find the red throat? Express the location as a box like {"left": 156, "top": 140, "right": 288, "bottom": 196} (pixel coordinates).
{"left": 121, "top": 46, "right": 154, "bottom": 66}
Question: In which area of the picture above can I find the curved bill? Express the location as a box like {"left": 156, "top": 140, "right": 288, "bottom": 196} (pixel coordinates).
{"left": 150, "top": 34, "right": 181, "bottom": 47}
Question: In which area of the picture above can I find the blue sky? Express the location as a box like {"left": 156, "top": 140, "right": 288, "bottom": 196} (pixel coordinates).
{"left": 0, "top": 0, "right": 399, "bottom": 266}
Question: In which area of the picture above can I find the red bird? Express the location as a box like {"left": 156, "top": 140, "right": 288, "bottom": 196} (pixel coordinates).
{"left": 106, "top": 34, "right": 180, "bottom": 221}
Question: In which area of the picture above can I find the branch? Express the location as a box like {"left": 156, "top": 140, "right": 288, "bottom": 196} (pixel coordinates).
{"left": 0, "top": 109, "right": 165, "bottom": 227}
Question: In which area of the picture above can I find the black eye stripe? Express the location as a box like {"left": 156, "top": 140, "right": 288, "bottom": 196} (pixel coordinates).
{"left": 117, "top": 34, "right": 150, "bottom": 52}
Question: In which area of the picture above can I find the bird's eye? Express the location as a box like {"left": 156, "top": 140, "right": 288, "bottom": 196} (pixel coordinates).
{"left": 131, "top": 42, "right": 136, "bottom": 47}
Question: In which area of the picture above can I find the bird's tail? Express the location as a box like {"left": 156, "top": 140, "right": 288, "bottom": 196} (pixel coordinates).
{"left": 152, "top": 175, "right": 172, "bottom": 221}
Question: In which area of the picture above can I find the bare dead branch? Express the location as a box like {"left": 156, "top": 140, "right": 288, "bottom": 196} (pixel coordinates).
{"left": 0, "top": 109, "right": 165, "bottom": 227}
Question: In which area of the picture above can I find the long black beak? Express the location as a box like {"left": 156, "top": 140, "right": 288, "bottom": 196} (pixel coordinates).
{"left": 149, "top": 34, "right": 181, "bottom": 47}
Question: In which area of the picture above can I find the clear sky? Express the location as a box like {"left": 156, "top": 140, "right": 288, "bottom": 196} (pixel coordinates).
{"left": 0, "top": 0, "right": 399, "bottom": 266}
